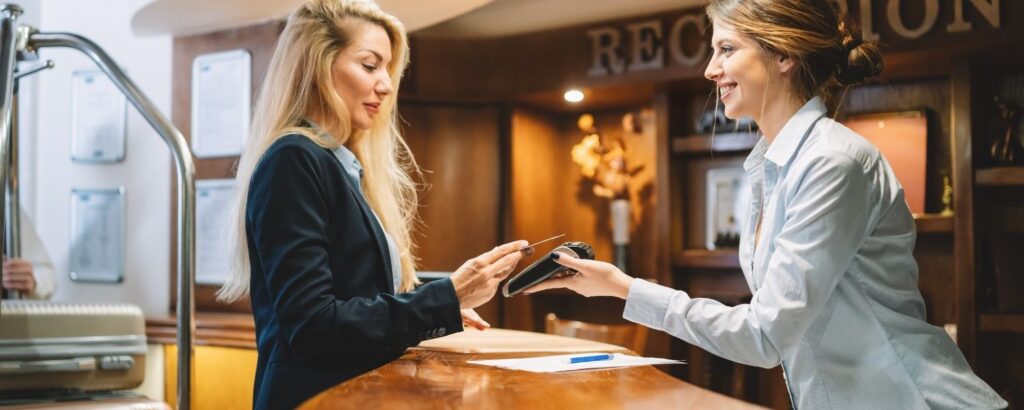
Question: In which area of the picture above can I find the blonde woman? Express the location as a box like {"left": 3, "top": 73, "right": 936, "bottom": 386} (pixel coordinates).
{"left": 528, "top": 0, "right": 1007, "bottom": 408}
{"left": 216, "top": 1, "right": 525, "bottom": 408}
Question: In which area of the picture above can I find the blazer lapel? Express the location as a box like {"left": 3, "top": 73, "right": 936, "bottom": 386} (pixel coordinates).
{"left": 333, "top": 154, "right": 395, "bottom": 294}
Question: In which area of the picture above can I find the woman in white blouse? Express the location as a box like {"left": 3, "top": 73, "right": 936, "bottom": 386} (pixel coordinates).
{"left": 526, "top": 0, "right": 1007, "bottom": 408}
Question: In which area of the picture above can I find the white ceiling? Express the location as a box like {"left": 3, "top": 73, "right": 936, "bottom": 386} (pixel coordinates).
{"left": 415, "top": 0, "right": 706, "bottom": 38}
{"left": 132, "top": 0, "right": 705, "bottom": 38}
{"left": 131, "top": 0, "right": 494, "bottom": 37}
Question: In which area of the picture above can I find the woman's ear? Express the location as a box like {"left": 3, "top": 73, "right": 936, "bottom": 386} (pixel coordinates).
{"left": 776, "top": 54, "right": 796, "bottom": 75}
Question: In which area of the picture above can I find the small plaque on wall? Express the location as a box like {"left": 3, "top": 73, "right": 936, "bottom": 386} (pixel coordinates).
{"left": 191, "top": 49, "right": 251, "bottom": 158}
{"left": 69, "top": 187, "right": 125, "bottom": 283}
{"left": 70, "top": 70, "right": 127, "bottom": 163}
{"left": 196, "top": 179, "right": 236, "bottom": 285}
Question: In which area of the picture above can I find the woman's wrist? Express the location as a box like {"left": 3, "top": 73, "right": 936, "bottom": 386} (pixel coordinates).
{"left": 613, "top": 274, "right": 635, "bottom": 300}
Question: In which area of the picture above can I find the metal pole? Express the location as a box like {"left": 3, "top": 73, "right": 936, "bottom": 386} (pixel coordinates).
{"left": 0, "top": 4, "right": 22, "bottom": 303}
{"left": 4, "top": 80, "right": 21, "bottom": 299}
{"left": 27, "top": 31, "right": 197, "bottom": 410}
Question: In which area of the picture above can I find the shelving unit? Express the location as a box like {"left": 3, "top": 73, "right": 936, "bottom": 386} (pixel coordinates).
{"left": 672, "top": 132, "right": 759, "bottom": 154}
{"left": 979, "top": 314, "right": 1024, "bottom": 333}
{"left": 671, "top": 249, "right": 740, "bottom": 269}
{"left": 976, "top": 167, "right": 1024, "bottom": 186}
{"left": 914, "top": 214, "right": 954, "bottom": 234}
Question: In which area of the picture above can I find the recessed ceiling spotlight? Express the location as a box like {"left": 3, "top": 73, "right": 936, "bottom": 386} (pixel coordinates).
{"left": 564, "top": 89, "right": 584, "bottom": 103}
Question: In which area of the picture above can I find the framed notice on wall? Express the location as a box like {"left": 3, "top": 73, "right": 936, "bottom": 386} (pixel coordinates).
{"left": 195, "top": 179, "right": 235, "bottom": 285}
{"left": 71, "top": 70, "right": 127, "bottom": 163}
{"left": 191, "top": 49, "right": 251, "bottom": 158}
{"left": 69, "top": 187, "right": 125, "bottom": 283}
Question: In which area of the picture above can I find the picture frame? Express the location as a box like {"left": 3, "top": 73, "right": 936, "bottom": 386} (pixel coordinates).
{"left": 705, "top": 167, "right": 750, "bottom": 250}
{"left": 69, "top": 187, "right": 125, "bottom": 283}
{"left": 191, "top": 49, "right": 251, "bottom": 158}
{"left": 70, "top": 70, "right": 127, "bottom": 163}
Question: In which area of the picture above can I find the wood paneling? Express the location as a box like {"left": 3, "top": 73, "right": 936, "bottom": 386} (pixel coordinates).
{"left": 400, "top": 103, "right": 503, "bottom": 271}
{"left": 147, "top": 313, "right": 255, "bottom": 349}
{"left": 169, "top": 21, "right": 284, "bottom": 314}
{"left": 399, "top": 102, "right": 505, "bottom": 324}
{"left": 950, "top": 61, "right": 977, "bottom": 364}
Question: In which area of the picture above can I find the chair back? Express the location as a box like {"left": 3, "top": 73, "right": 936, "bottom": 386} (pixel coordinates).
{"left": 544, "top": 313, "right": 648, "bottom": 355}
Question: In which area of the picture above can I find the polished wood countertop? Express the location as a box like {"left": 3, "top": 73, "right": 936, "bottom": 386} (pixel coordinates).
{"left": 300, "top": 329, "right": 763, "bottom": 409}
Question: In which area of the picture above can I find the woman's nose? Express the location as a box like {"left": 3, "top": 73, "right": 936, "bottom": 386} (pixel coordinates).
{"left": 704, "top": 59, "right": 721, "bottom": 82}
{"left": 376, "top": 74, "right": 393, "bottom": 96}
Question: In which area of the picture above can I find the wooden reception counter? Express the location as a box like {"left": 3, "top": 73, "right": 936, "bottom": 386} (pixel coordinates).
{"left": 300, "top": 329, "right": 762, "bottom": 409}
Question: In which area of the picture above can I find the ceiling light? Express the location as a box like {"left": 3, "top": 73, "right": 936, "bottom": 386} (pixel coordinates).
{"left": 564, "top": 89, "right": 584, "bottom": 103}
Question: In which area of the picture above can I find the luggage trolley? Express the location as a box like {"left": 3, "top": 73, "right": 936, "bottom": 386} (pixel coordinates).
{"left": 0, "top": 4, "right": 197, "bottom": 409}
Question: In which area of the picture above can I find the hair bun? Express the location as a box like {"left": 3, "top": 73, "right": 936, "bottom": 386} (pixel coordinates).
{"left": 835, "top": 29, "right": 883, "bottom": 86}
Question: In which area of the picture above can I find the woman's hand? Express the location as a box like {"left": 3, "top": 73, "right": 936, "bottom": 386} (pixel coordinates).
{"left": 523, "top": 253, "right": 634, "bottom": 299}
{"left": 2, "top": 257, "right": 36, "bottom": 293}
{"left": 460, "top": 308, "right": 490, "bottom": 331}
{"left": 450, "top": 240, "right": 528, "bottom": 309}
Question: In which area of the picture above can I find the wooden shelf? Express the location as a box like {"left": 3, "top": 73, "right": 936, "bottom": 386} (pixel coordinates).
{"left": 979, "top": 314, "right": 1024, "bottom": 333}
{"left": 672, "top": 132, "right": 758, "bottom": 154}
{"left": 976, "top": 167, "right": 1024, "bottom": 186}
{"left": 672, "top": 249, "right": 740, "bottom": 269}
{"left": 913, "top": 213, "right": 954, "bottom": 233}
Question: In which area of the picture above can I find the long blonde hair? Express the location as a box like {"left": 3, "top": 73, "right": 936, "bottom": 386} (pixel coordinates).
{"left": 218, "top": 0, "right": 421, "bottom": 303}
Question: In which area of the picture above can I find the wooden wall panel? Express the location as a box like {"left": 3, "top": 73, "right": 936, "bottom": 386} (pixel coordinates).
{"left": 399, "top": 102, "right": 505, "bottom": 324}
{"left": 400, "top": 103, "right": 503, "bottom": 271}
{"left": 169, "top": 21, "right": 284, "bottom": 313}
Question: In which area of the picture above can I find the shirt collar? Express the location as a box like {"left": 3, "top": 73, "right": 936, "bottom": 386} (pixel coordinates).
{"left": 332, "top": 144, "right": 363, "bottom": 185}
{"left": 303, "top": 117, "right": 364, "bottom": 182}
{"left": 763, "top": 96, "right": 827, "bottom": 167}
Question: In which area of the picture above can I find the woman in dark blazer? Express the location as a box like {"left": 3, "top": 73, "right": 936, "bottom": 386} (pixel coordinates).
{"left": 216, "top": 1, "right": 526, "bottom": 408}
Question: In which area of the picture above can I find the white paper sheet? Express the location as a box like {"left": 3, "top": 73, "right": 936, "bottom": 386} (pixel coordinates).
{"left": 467, "top": 352, "right": 683, "bottom": 373}
{"left": 191, "top": 49, "right": 251, "bottom": 158}
{"left": 196, "top": 179, "right": 236, "bottom": 285}
{"left": 71, "top": 70, "right": 126, "bottom": 162}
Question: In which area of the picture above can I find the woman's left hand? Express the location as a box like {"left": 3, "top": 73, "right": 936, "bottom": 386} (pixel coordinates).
{"left": 523, "top": 253, "right": 634, "bottom": 299}
{"left": 461, "top": 308, "right": 490, "bottom": 331}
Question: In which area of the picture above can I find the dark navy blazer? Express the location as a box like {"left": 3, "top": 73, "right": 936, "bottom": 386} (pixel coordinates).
{"left": 247, "top": 134, "right": 462, "bottom": 409}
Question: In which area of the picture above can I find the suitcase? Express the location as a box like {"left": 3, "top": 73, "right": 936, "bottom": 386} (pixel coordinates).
{"left": 0, "top": 300, "right": 147, "bottom": 395}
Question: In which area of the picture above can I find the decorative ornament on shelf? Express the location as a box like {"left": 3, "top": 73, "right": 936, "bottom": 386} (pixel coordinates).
{"left": 570, "top": 113, "right": 643, "bottom": 272}
{"left": 990, "top": 97, "right": 1023, "bottom": 166}
{"left": 940, "top": 171, "right": 954, "bottom": 217}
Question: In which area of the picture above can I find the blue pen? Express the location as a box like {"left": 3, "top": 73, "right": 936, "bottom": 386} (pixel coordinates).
{"left": 568, "top": 354, "right": 614, "bottom": 364}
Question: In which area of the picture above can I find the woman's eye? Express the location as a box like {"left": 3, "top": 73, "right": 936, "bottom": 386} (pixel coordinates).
{"left": 721, "top": 46, "right": 734, "bottom": 54}
{"left": 363, "top": 64, "right": 377, "bottom": 72}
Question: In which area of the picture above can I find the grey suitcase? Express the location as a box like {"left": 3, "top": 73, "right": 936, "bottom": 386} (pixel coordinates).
{"left": 0, "top": 300, "right": 147, "bottom": 394}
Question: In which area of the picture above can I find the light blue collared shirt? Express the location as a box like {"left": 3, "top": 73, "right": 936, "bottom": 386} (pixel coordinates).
{"left": 331, "top": 143, "right": 403, "bottom": 294}
{"left": 624, "top": 98, "right": 1006, "bottom": 409}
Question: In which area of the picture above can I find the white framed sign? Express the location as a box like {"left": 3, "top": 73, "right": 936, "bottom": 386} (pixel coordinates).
{"left": 191, "top": 49, "right": 251, "bottom": 158}
{"left": 196, "top": 178, "right": 236, "bottom": 285}
{"left": 71, "top": 70, "right": 126, "bottom": 163}
{"left": 69, "top": 187, "right": 125, "bottom": 283}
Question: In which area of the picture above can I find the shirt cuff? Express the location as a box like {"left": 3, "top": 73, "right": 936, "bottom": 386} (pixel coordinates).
{"left": 623, "top": 279, "right": 685, "bottom": 332}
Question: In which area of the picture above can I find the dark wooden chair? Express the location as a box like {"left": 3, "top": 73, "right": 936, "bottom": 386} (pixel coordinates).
{"left": 544, "top": 312, "right": 649, "bottom": 355}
